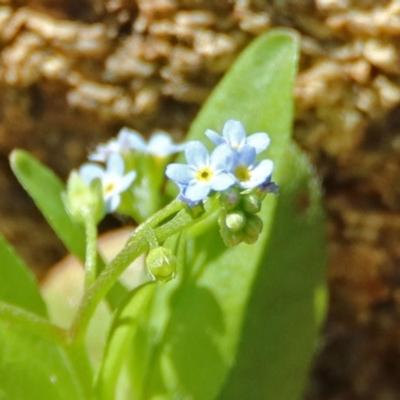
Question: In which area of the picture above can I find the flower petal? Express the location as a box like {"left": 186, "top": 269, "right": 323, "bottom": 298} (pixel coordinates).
{"left": 205, "top": 129, "right": 224, "bottom": 146}
{"left": 240, "top": 159, "right": 274, "bottom": 189}
{"left": 118, "top": 171, "right": 137, "bottom": 192}
{"left": 107, "top": 153, "right": 125, "bottom": 175}
{"left": 185, "top": 141, "right": 209, "bottom": 168}
{"left": 210, "top": 173, "right": 235, "bottom": 191}
{"left": 235, "top": 145, "right": 256, "bottom": 166}
{"left": 123, "top": 128, "right": 147, "bottom": 152}
{"left": 247, "top": 132, "right": 270, "bottom": 154}
{"left": 79, "top": 164, "right": 104, "bottom": 183}
{"left": 210, "top": 144, "right": 234, "bottom": 171}
{"left": 184, "top": 182, "right": 211, "bottom": 202}
{"left": 148, "top": 133, "right": 172, "bottom": 155}
{"left": 222, "top": 120, "right": 246, "bottom": 148}
{"left": 165, "top": 164, "right": 194, "bottom": 185}
{"left": 148, "top": 132, "right": 185, "bottom": 156}
{"left": 106, "top": 194, "right": 121, "bottom": 212}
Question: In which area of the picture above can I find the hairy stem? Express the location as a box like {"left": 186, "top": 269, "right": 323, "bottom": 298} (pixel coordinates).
{"left": 69, "top": 200, "right": 195, "bottom": 343}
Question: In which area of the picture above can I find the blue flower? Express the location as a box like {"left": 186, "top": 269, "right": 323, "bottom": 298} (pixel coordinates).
{"left": 205, "top": 120, "right": 270, "bottom": 155}
{"left": 79, "top": 153, "right": 137, "bottom": 212}
{"left": 166, "top": 141, "right": 235, "bottom": 202}
{"left": 89, "top": 129, "right": 134, "bottom": 162}
{"left": 229, "top": 145, "right": 274, "bottom": 190}
{"left": 121, "top": 128, "right": 185, "bottom": 157}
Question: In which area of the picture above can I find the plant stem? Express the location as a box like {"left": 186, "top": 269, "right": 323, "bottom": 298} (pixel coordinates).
{"left": 69, "top": 200, "right": 195, "bottom": 343}
{"left": 84, "top": 214, "right": 98, "bottom": 289}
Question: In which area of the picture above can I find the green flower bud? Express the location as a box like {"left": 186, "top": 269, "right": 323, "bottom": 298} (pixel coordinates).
{"left": 225, "top": 210, "right": 246, "bottom": 232}
{"left": 146, "top": 246, "right": 176, "bottom": 283}
{"left": 222, "top": 229, "right": 244, "bottom": 247}
{"left": 243, "top": 214, "right": 263, "bottom": 244}
{"left": 219, "top": 211, "right": 243, "bottom": 247}
{"left": 241, "top": 193, "right": 262, "bottom": 214}
{"left": 219, "top": 188, "right": 240, "bottom": 210}
{"left": 64, "top": 172, "right": 105, "bottom": 225}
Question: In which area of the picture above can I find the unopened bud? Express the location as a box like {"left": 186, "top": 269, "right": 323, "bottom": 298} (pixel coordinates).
{"left": 64, "top": 171, "right": 105, "bottom": 225}
{"left": 146, "top": 246, "right": 176, "bottom": 283}
{"left": 243, "top": 215, "right": 263, "bottom": 244}
{"left": 241, "top": 193, "right": 262, "bottom": 214}
{"left": 222, "top": 229, "right": 244, "bottom": 247}
{"left": 225, "top": 210, "right": 246, "bottom": 232}
{"left": 219, "top": 188, "right": 240, "bottom": 210}
{"left": 219, "top": 211, "right": 243, "bottom": 247}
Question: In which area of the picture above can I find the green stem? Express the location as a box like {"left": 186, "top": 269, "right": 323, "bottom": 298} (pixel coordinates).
{"left": 84, "top": 214, "right": 98, "bottom": 289}
{"left": 65, "top": 340, "right": 94, "bottom": 400}
{"left": 143, "top": 226, "right": 159, "bottom": 250}
{"left": 69, "top": 200, "right": 195, "bottom": 343}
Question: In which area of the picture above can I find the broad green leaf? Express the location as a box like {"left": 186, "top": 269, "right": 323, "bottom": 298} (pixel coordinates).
{"left": 0, "top": 315, "right": 84, "bottom": 400}
{"left": 0, "top": 233, "right": 47, "bottom": 316}
{"left": 10, "top": 150, "right": 86, "bottom": 259}
{"left": 217, "top": 143, "right": 326, "bottom": 399}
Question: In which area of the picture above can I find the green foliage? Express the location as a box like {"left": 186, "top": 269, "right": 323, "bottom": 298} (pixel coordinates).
{"left": 0, "top": 234, "right": 47, "bottom": 316}
{"left": 0, "top": 318, "right": 84, "bottom": 400}
{"left": 10, "top": 150, "right": 86, "bottom": 259}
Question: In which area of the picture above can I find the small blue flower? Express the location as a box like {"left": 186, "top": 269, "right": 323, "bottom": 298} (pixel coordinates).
{"left": 229, "top": 145, "right": 274, "bottom": 190}
{"left": 79, "top": 153, "right": 137, "bottom": 212}
{"left": 166, "top": 141, "right": 235, "bottom": 202}
{"left": 176, "top": 183, "right": 200, "bottom": 208}
{"left": 89, "top": 129, "right": 134, "bottom": 162}
{"left": 205, "top": 120, "right": 270, "bottom": 155}
{"left": 121, "top": 128, "right": 185, "bottom": 157}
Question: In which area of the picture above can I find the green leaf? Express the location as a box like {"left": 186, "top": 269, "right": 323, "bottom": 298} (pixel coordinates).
{"left": 0, "top": 233, "right": 47, "bottom": 317}
{"left": 217, "top": 144, "right": 326, "bottom": 399}
{"left": 10, "top": 150, "right": 86, "bottom": 259}
{"left": 0, "top": 309, "right": 84, "bottom": 400}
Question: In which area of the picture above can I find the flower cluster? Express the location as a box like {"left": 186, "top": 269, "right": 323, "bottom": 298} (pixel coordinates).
{"left": 73, "top": 127, "right": 184, "bottom": 217}
{"left": 88, "top": 128, "right": 184, "bottom": 163}
{"left": 166, "top": 120, "right": 276, "bottom": 204}
{"left": 67, "top": 120, "right": 277, "bottom": 247}
{"left": 166, "top": 120, "right": 277, "bottom": 246}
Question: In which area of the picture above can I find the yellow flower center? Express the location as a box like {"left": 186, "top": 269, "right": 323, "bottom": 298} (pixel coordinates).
{"left": 104, "top": 181, "right": 116, "bottom": 196}
{"left": 196, "top": 167, "right": 213, "bottom": 182}
{"left": 235, "top": 166, "right": 250, "bottom": 182}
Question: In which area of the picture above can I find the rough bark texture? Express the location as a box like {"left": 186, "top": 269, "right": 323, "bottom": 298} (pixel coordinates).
{"left": 1, "top": 0, "right": 400, "bottom": 398}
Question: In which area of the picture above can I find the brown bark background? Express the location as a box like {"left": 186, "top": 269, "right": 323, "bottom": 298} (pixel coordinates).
{"left": 1, "top": 0, "right": 400, "bottom": 398}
